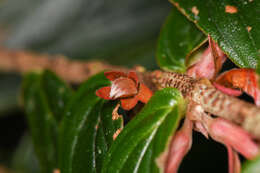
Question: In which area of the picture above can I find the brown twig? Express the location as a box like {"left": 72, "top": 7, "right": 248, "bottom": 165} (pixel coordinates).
{"left": 0, "top": 48, "right": 127, "bottom": 83}
{"left": 1, "top": 48, "right": 260, "bottom": 139}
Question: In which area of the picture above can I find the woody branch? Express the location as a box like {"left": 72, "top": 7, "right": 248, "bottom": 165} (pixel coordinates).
{"left": 0, "top": 48, "right": 260, "bottom": 140}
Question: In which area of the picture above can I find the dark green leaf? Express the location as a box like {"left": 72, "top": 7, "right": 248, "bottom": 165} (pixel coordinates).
{"left": 41, "top": 70, "right": 73, "bottom": 122}
{"left": 11, "top": 134, "right": 40, "bottom": 173}
{"left": 101, "top": 88, "right": 186, "bottom": 173}
{"left": 242, "top": 155, "right": 260, "bottom": 173}
{"left": 22, "top": 71, "right": 72, "bottom": 172}
{"left": 22, "top": 73, "right": 57, "bottom": 173}
{"left": 95, "top": 102, "right": 124, "bottom": 173}
{"left": 59, "top": 73, "right": 122, "bottom": 173}
{"left": 157, "top": 8, "right": 206, "bottom": 73}
{"left": 170, "top": 0, "right": 260, "bottom": 68}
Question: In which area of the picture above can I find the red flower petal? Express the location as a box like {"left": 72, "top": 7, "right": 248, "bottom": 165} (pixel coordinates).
{"left": 208, "top": 35, "right": 226, "bottom": 75}
{"left": 136, "top": 83, "right": 153, "bottom": 103}
{"left": 216, "top": 68, "right": 260, "bottom": 106}
{"left": 110, "top": 78, "right": 138, "bottom": 99}
{"left": 127, "top": 71, "right": 139, "bottom": 86}
{"left": 96, "top": 86, "right": 112, "bottom": 100}
{"left": 187, "top": 35, "right": 226, "bottom": 79}
{"left": 104, "top": 71, "right": 127, "bottom": 81}
{"left": 187, "top": 47, "right": 214, "bottom": 78}
{"left": 213, "top": 83, "right": 242, "bottom": 96}
{"left": 120, "top": 97, "right": 138, "bottom": 110}
{"left": 165, "top": 118, "right": 193, "bottom": 173}
{"left": 226, "top": 145, "right": 241, "bottom": 173}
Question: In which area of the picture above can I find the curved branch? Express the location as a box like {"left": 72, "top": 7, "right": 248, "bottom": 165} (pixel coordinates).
{"left": 1, "top": 48, "right": 260, "bottom": 140}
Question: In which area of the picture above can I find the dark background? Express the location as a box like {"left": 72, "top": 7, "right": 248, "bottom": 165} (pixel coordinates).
{"left": 0, "top": 0, "right": 238, "bottom": 172}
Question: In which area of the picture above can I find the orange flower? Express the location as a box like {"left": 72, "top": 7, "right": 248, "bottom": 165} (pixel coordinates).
{"left": 96, "top": 71, "right": 153, "bottom": 110}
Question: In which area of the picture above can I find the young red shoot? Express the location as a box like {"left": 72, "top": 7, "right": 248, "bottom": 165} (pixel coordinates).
{"left": 165, "top": 118, "right": 193, "bottom": 173}
{"left": 96, "top": 71, "right": 153, "bottom": 110}
{"left": 216, "top": 68, "right": 260, "bottom": 106}
{"left": 187, "top": 35, "right": 226, "bottom": 79}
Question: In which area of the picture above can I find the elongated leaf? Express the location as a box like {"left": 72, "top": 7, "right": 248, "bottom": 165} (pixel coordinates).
{"left": 59, "top": 73, "right": 120, "bottom": 173}
{"left": 22, "top": 73, "right": 57, "bottom": 173}
{"left": 170, "top": 0, "right": 260, "bottom": 68}
{"left": 11, "top": 134, "right": 40, "bottom": 173}
{"left": 22, "top": 71, "right": 73, "bottom": 173}
{"left": 101, "top": 88, "right": 186, "bottom": 173}
{"left": 41, "top": 70, "right": 73, "bottom": 122}
{"left": 242, "top": 155, "right": 260, "bottom": 173}
{"left": 157, "top": 8, "right": 206, "bottom": 73}
{"left": 95, "top": 102, "right": 123, "bottom": 173}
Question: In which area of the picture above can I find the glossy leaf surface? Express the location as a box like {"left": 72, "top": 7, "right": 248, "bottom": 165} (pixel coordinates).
{"left": 41, "top": 70, "right": 73, "bottom": 122}
{"left": 157, "top": 8, "right": 206, "bottom": 73}
{"left": 95, "top": 102, "right": 123, "bottom": 173}
{"left": 102, "top": 88, "right": 185, "bottom": 173}
{"left": 59, "top": 73, "right": 123, "bottom": 173}
{"left": 22, "top": 73, "right": 58, "bottom": 173}
{"left": 170, "top": 0, "right": 260, "bottom": 68}
{"left": 11, "top": 134, "right": 40, "bottom": 173}
{"left": 22, "top": 71, "right": 73, "bottom": 172}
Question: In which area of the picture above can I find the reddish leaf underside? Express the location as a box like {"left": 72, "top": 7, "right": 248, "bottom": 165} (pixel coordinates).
{"left": 205, "top": 117, "right": 259, "bottom": 159}
{"left": 213, "top": 83, "right": 242, "bottom": 96}
{"left": 165, "top": 118, "right": 193, "bottom": 173}
{"left": 216, "top": 68, "right": 260, "bottom": 106}
{"left": 187, "top": 35, "right": 226, "bottom": 79}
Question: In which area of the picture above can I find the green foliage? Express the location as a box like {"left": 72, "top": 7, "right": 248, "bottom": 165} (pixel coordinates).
{"left": 11, "top": 134, "right": 40, "bottom": 173}
{"left": 242, "top": 155, "right": 260, "bottom": 173}
{"left": 40, "top": 70, "right": 73, "bottom": 122}
{"left": 95, "top": 102, "right": 123, "bottom": 173}
{"left": 19, "top": 0, "right": 260, "bottom": 172}
{"left": 59, "top": 73, "right": 123, "bottom": 173}
{"left": 169, "top": 0, "right": 260, "bottom": 68}
{"left": 102, "top": 88, "right": 185, "bottom": 173}
{"left": 22, "top": 71, "right": 186, "bottom": 173}
{"left": 22, "top": 71, "right": 70, "bottom": 173}
{"left": 157, "top": 8, "right": 206, "bottom": 73}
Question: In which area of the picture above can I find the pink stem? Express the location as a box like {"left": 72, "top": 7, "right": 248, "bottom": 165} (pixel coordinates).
{"left": 213, "top": 83, "right": 242, "bottom": 96}
{"left": 227, "top": 145, "right": 241, "bottom": 173}
{"left": 205, "top": 117, "right": 259, "bottom": 159}
{"left": 165, "top": 118, "right": 193, "bottom": 173}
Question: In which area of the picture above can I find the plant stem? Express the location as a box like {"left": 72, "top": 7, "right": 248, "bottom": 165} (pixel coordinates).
{"left": 1, "top": 48, "right": 260, "bottom": 139}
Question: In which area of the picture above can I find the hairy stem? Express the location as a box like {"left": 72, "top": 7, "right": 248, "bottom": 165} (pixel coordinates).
{"left": 150, "top": 71, "right": 260, "bottom": 140}
{"left": 1, "top": 48, "right": 260, "bottom": 139}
